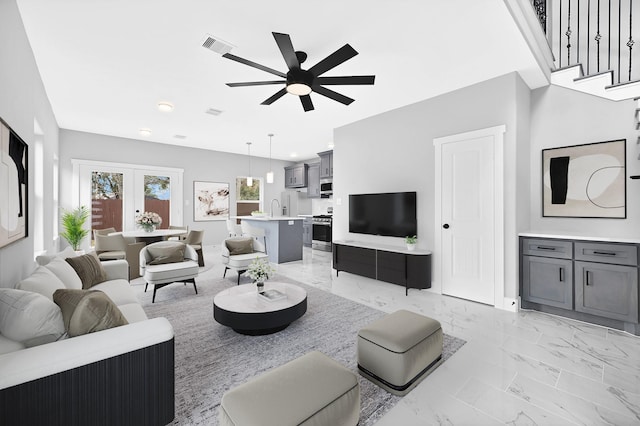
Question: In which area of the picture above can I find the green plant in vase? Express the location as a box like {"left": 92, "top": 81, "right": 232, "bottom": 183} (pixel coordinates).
{"left": 60, "top": 206, "right": 90, "bottom": 252}
{"left": 405, "top": 235, "right": 417, "bottom": 251}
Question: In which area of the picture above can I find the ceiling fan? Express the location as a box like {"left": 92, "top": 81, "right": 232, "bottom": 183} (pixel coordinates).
{"left": 223, "top": 32, "right": 375, "bottom": 112}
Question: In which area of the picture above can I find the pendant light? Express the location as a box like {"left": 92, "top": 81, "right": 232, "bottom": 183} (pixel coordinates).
{"left": 246, "top": 142, "right": 253, "bottom": 187}
{"left": 266, "top": 133, "right": 274, "bottom": 184}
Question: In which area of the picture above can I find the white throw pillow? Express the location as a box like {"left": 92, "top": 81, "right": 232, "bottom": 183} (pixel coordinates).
{"left": 0, "top": 289, "right": 65, "bottom": 344}
{"left": 35, "top": 246, "right": 78, "bottom": 266}
{"left": 44, "top": 257, "right": 83, "bottom": 289}
{"left": 16, "top": 266, "right": 66, "bottom": 300}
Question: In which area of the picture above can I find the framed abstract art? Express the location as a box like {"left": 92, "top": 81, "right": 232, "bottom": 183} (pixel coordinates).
{"left": 542, "top": 139, "right": 626, "bottom": 218}
{"left": 0, "top": 117, "right": 28, "bottom": 248}
{"left": 193, "top": 181, "right": 229, "bottom": 221}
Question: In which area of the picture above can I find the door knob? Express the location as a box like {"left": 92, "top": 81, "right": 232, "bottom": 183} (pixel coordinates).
{"left": 443, "top": 224, "right": 450, "bottom": 229}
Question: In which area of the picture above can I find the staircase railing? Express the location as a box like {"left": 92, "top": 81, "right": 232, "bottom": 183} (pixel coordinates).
{"left": 533, "top": 0, "right": 640, "bottom": 84}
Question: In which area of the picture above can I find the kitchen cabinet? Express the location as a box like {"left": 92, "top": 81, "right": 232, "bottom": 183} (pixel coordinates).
{"left": 302, "top": 217, "right": 313, "bottom": 247}
{"left": 307, "top": 163, "right": 320, "bottom": 198}
{"left": 284, "top": 164, "right": 308, "bottom": 188}
{"left": 520, "top": 236, "right": 640, "bottom": 335}
{"left": 318, "top": 150, "right": 333, "bottom": 178}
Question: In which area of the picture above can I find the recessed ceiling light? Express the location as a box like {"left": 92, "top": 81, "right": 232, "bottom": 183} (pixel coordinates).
{"left": 157, "top": 102, "right": 174, "bottom": 112}
{"left": 290, "top": 153, "right": 298, "bottom": 158}
{"left": 328, "top": 142, "right": 335, "bottom": 149}
{"left": 139, "top": 128, "right": 152, "bottom": 137}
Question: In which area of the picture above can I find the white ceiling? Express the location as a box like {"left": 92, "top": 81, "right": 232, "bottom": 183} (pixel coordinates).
{"left": 17, "top": 0, "right": 547, "bottom": 161}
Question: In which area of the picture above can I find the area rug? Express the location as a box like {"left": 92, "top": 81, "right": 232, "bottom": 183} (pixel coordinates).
{"left": 139, "top": 275, "right": 466, "bottom": 425}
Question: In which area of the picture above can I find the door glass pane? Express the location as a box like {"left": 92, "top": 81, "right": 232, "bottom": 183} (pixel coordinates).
{"left": 144, "top": 175, "right": 170, "bottom": 229}
{"left": 91, "top": 171, "right": 124, "bottom": 238}
{"left": 236, "top": 178, "right": 261, "bottom": 218}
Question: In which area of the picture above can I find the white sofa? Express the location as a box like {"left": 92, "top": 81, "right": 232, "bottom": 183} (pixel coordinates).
{"left": 0, "top": 250, "right": 175, "bottom": 425}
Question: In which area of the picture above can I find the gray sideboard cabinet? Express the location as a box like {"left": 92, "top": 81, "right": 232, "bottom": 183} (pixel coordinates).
{"left": 520, "top": 236, "right": 640, "bottom": 335}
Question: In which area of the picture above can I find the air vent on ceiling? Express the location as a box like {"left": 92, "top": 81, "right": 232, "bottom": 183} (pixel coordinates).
{"left": 205, "top": 108, "right": 223, "bottom": 116}
{"left": 201, "top": 34, "right": 234, "bottom": 55}
{"left": 173, "top": 135, "right": 187, "bottom": 140}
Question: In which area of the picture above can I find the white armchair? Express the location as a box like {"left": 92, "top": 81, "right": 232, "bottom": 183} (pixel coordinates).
{"left": 222, "top": 229, "right": 269, "bottom": 285}
{"left": 139, "top": 241, "right": 199, "bottom": 303}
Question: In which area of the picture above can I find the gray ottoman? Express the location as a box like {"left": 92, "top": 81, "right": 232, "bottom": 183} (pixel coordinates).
{"left": 357, "top": 309, "right": 443, "bottom": 396}
{"left": 219, "top": 351, "right": 360, "bottom": 426}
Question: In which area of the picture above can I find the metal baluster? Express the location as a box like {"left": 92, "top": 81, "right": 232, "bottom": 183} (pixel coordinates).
{"left": 627, "top": 0, "right": 634, "bottom": 81}
{"left": 619, "top": 0, "right": 622, "bottom": 83}
{"left": 567, "top": 0, "right": 572, "bottom": 65}
{"left": 608, "top": 0, "right": 612, "bottom": 71}
{"left": 596, "top": 0, "right": 602, "bottom": 72}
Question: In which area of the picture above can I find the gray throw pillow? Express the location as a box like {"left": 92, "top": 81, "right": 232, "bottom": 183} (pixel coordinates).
{"left": 53, "top": 289, "right": 128, "bottom": 337}
{"left": 65, "top": 252, "right": 108, "bottom": 289}
{"left": 148, "top": 245, "right": 185, "bottom": 265}
{"left": 226, "top": 237, "right": 254, "bottom": 255}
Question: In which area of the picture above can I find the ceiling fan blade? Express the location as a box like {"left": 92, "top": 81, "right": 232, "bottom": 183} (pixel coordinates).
{"left": 300, "top": 95, "right": 314, "bottom": 112}
{"left": 273, "top": 32, "right": 299, "bottom": 70}
{"left": 315, "top": 76, "right": 375, "bottom": 85}
{"left": 312, "top": 86, "right": 354, "bottom": 105}
{"left": 226, "top": 80, "right": 285, "bottom": 87}
{"left": 261, "top": 88, "right": 288, "bottom": 105}
{"left": 308, "top": 44, "right": 358, "bottom": 77}
{"left": 222, "top": 53, "right": 286, "bottom": 78}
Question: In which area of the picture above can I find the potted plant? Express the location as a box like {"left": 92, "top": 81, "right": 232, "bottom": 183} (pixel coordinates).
{"left": 405, "top": 235, "right": 417, "bottom": 251}
{"left": 247, "top": 257, "right": 276, "bottom": 292}
{"left": 60, "top": 206, "right": 90, "bottom": 253}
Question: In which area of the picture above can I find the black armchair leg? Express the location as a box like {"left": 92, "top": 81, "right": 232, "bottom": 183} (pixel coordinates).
{"left": 223, "top": 266, "right": 229, "bottom": 278}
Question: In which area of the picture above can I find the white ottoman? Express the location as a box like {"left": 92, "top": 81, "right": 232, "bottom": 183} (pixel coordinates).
{"left": 220, "top": 351, "right": 360, "bottom": 426}
{"left": 357, "top": 309, "right": 443, "bottom": 396}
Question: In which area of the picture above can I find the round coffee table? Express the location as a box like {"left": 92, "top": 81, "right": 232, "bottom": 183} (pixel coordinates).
{"left": 213, "top": 282, "right": 307, "bottom": 335}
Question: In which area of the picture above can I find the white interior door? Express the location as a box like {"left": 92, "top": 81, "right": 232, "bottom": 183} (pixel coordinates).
{"left": 435, "top": 126, "right": 505, "bottom": 306}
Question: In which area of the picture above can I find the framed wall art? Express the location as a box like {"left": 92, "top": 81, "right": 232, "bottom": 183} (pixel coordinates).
{"left": 194, "top": 181, "right": 229, "bottom": 221}
{"left": 542, "top": 139, "right": 626, "bottom": 218}
{"left": 0, "top": 117, "right": 28, "bottom": 248}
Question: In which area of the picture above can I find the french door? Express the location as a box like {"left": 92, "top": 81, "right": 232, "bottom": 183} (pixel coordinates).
{"left": 73, "top": 160, "right": 183, "bottom": 237}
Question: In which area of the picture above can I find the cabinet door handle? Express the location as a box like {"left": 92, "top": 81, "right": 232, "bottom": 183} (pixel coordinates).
{"left": 585, "top": 270, "right": 591, "bottom": 286}
{"left": 536, "top": 246, "right": 557, "bottom": 251}
{"left": 593, "top": 251, "right": 616, "bottom": 256}
{"left": 559, "top": 267, "right": 564, "bottom": 282}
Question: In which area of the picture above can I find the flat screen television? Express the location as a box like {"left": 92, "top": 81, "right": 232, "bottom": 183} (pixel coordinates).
{"left": 349, "top": 191, "right": 417, "bottom": 237}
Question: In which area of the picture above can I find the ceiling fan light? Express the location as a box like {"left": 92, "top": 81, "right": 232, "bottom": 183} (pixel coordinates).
{"left": 286, "top": 83, "right": 312, "bottom": 96}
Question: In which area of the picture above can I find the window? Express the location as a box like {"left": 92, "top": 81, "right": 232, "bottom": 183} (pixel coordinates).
{"left": 236, "top": 177, "right": 262, "bottom": 217}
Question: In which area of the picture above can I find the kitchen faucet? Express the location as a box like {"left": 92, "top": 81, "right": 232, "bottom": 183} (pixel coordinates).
{"left": 270, "top": 198, "right": 281, "bottom": 217}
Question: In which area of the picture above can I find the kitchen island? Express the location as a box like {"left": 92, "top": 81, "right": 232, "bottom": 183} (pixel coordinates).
{"left": 233, "top": 216, "right": 304, "bottom": 263}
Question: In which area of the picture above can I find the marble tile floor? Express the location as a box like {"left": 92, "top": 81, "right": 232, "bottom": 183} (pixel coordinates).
{"left": 136, "top": 245, "right": 640, "bottom": 425}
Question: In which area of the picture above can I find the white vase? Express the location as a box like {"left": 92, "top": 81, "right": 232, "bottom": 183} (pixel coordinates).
{"left": 406, "top": 243, "right": 416, "bottom": 251}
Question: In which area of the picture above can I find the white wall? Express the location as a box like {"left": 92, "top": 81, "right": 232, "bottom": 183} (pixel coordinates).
{"left": 0, "top": 0, "right": 59, "bottom": 288}
{"left": 59, "top": 129, "right": 294, "bottom": 245}
{"left": 333, "top": 73, "right": 530, "bottom": 300}
{"left": 529, "top": 85, "right": 639, "bottom": 238}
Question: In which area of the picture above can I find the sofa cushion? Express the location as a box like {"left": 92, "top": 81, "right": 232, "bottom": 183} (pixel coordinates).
{"left": 45, "top": 257, "right": 83, "bottom": 289}
{"left": 65, "top": 253, "right": 108, "bottom": 289}
{"left": 144, "top": 261, "right": 199, "bottom": 284}
{"left": 225, "top": 252, "right": 269, "bottom": 269}
{"left": 225, "top": 237, "right": 254, "bottom": 255}
{"left": 0, "top": 289, "right": 65, "bottom": 344}
{"left": 0, "top": 334, "right": 25, "bottom": 355}
{"left": 148, "top": 244, "right": 185, "bottom": 265}
{"left": 35, "top": 246, "right": 77, "bottom": 266}
{"left": 91, "top": 279, "right": 138, "bottom": 306}
{"left": 117, "top": 303, "right": 149, "bottom": 323}
{"left": 53, "top": 289, "right": 128, "bottom": 337}
{"left": 16, "top": 266, "right": 65, "bottom": 300}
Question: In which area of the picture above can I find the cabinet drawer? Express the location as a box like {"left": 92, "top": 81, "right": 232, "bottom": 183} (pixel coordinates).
{"left": 522, "top": 238, "right": 572, "bottom": 259}
{"left": 575, "top": 242, "right": 638, "bottom": 266}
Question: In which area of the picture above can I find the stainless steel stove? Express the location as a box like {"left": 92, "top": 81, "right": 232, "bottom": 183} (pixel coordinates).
{"left": 312, "top": 215, "right": 332, "bottom": 251}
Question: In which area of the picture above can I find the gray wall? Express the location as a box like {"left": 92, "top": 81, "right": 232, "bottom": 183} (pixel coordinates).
{"left": 59, "top": 129, "right": 293, "bottom": 245}
{"left": 529, "top": 85, "right": 639, "bottom": 238}
{"left": 0, "top": 0, "right": 59, "bottom": 288}
{"left": 333, "top": 73, "right": 531, "bottom": 301}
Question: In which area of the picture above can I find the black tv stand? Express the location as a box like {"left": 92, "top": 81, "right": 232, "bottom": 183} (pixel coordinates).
{"left": 332, "top": 240, "right": 432, "bottom": 295}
